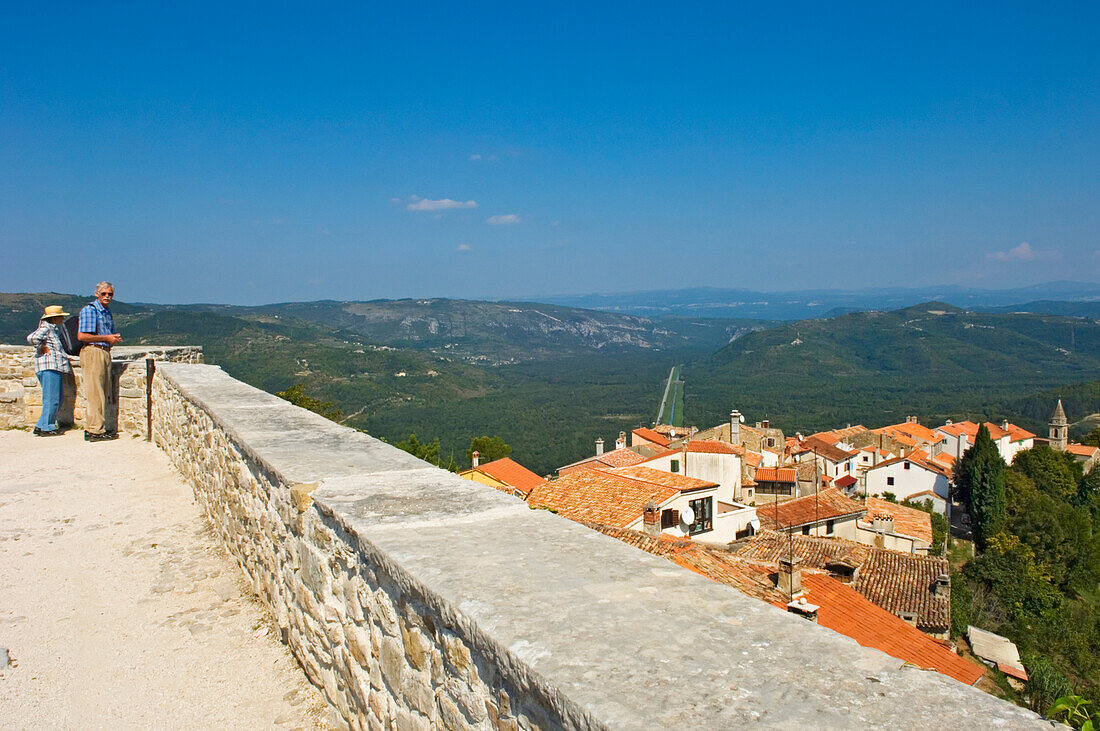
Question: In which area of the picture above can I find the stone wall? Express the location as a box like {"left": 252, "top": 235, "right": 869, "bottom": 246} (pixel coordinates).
{"left": 0, "top": 345, "right": 202, "bottom": 434}
{"left": 148, "top": 362, "right": 1045, "bottom": 730}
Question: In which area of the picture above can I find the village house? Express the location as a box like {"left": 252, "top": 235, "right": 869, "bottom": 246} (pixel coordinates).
{"left": 458, "top": 454, "right": 547, "bottom": 499}
{"left": 759, "top": 488, "right": 934, "bottom": 554}
{"left": 873, "top": 417, "right": 944, "bottom": 454}
{"left": 526, "top": 465, "right": 758, "bottom": 545}
{"left": 863, "top": 449, "right": 951, "bottom": 514}
{"left": 790, "top": 435, "right": 859, "bottom": 481}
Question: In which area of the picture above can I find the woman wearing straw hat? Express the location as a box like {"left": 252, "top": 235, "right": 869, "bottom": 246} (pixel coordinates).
{"left": 26, "top": 305, "right": 73, "bottom": 437}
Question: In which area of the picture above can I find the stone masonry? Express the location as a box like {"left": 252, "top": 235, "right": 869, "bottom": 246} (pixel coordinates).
{"left": 0, "top": 345, "right": 202, "bottom": 434}
{"left": 149, "top": 362, "right": 1047, "bottom": 730}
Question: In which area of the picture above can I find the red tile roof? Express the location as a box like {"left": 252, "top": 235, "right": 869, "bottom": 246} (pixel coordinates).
{"left": 475, "top": 457, "right": 547, "bottom": 494}
{"left": 865, "top": 497, "right": 933, "bottom": 544}
{"left": 797, "top": 436, "right": 858, "bottom": 463}
{"left": 758, "top": 488, "right": 866, "bottom": 530}
{"left": 526, "top": 468, "right": 678, "bottom": 528}
{"left": 1067, "top": 444, "right": 1099, "bottom": 458}
{"left": 592, "top": 526, "right": 983, "bottom": 686}
{"left": 867, "top": 449, "right": 952, "bottom": 480}
{"left": 937, "top": 420, "right": 1013, "bottom": 441}
{"left": 611, "top": 465, "right": 718, "bottom": 492}
{"left": 875, "top": 422, "right": 942, "bottom": 445}
{"left": 685, "top": 440, "right": 740, "bottom": 455}
{"left": 754, "top": 467, "right": 797, "bottom": 483}
{"left": 1005, "top": 424, "right": 1036, "bottom": 442}
{"left": 736, "top": 530, "right": 949, "bottom": 634}
{"left": 632, "top": 427, "right": 671, "bottom": 447}
{"left": 799, "top": 573, "right": 983, "bottom": 685}
{"left": 835, "top": 475, "right": 858, "bottom": 489}
{"left": 597, "top": 448, "right": 649, "bottom": 468}
{"left": 855, "top": 549, "right": 951, "bottom": 634}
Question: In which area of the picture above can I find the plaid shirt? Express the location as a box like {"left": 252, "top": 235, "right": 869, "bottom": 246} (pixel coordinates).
{"left": 78, "top": 300, "right": 116, "bottom": 349}
{"left": 27, "top": 321, "right": 72, "bottom": 373}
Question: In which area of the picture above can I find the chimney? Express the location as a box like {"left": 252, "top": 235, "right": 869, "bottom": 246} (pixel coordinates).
{"left": 616, "top": 431, "right": 626, "bottom": 450}
{"left": 472, "top": 450, "right": 480, "bottom": 468}
{"left": 1002, "top": 420, "right": 1010, "bottom": 432}
{"left": 933, "top": 573, "right": 950, "bottom": 596}
{"left": 762, "top": 419, "right": 770, "bottom": 430}
{"left": 730, "top": 410, "right": 741, "bottom": 446}
{"left": 787, "top": 597, "right": 819, "bottom": 623}
{"left": 595, "top": 438, "right": 604, "bottom": 456}
{"left": 906, "top": 415, "right": 917, "bottom": 424}
{"left": 777, "top": 556, "right": 802, "bottom": 597}
{"left": 872, "top": 514, "right": 895, "bottom": 535}
{"left": 642, "top": 502, "right": 661, "bottom": 537}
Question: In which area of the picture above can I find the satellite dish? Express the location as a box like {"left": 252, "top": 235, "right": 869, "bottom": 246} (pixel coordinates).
{"left": 680, "top": 506, "right": 695, "bottom": 525}
{"left": 739, "top": 414, "right": 745, "bottom": 423}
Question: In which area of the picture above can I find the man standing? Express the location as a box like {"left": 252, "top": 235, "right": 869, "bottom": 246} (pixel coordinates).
{"left": 77, "top": 281, "right": 122, "bottom": 441}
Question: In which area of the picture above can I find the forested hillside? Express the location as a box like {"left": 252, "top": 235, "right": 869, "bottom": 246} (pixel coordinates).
{"left": 685, "top": 303, "right": 1100, "bottom": 436}
{"left": 5, "top": 293, "right": 1100, "bottom": 475}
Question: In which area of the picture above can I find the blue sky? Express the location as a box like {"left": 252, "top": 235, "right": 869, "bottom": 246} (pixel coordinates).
{"left": 1, "top": 2, "right": 1097, "bottom": 304}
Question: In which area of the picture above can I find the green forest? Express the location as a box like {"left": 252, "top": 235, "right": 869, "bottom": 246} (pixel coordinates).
{"left": 954, "top": 428, "right": 1100, "bottom": 721}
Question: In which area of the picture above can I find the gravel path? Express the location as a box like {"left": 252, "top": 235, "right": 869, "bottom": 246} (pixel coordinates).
{"left": 0, "top": 429, "right": 333, "bottom": 729}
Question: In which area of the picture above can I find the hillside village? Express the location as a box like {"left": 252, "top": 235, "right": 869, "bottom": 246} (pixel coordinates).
{"left": 460, "top": 399, "right": 1100, "bottom": 693}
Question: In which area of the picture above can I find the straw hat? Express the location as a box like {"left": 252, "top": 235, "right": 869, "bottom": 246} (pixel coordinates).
{"left": 40, "top": 305, "right": 70, "bottom": 320}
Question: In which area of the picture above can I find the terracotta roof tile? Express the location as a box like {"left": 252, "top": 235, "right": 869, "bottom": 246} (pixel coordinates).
{"left": 597, "top": 448, "right": 649, "bottom": 469}
{"left": 799, "top": 573, "right": 983, "bottom": 685}
{"left": 611, "top": 465, "right": 718, "bottom": 491}
{"left": 632, "top": 427, "right": 671, "bottom": 447}
{"left": 475, "top": 458, "right": 547, "bottom": 494}
{"left": 855, "top": 549, "right": 951, "bottom": 634}
{"left": 1005, "top": 424, "right": 1036, "bottom": 442}
{"left": 754, "top": 467, "right": 797, "bottom": 483}
{"left": 685, "top": 440, "right": 740, "bottom": 455}
{"left": 1067, "top": 444, "right": 1099, "bottom": 458}
{"left": 526, "top": 468, "right": 678, "bottom": 528}
{"left": 875, "top": 422, "right": 941, "bottom": 445}
{"left": 865, "top": 497, "right": 933, "bottom": 544}
{"left": 737, "top": 530, "right": 950, "bottom": 634}
{"left": 757, "top": 488, "right": 865, "bottom": 529}
{"left": 797, "top": 436, "right": 858, "bottom": 462}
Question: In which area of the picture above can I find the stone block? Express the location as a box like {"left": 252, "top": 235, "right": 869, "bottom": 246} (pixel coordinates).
{"left": 397, "top": 709, "right": 430, "bottom": 731}
{"left": 402, "top": 675, "right": 435, "bottom": 717}
{"left": 379, "top": 635, "right": 404, "bottom": 690}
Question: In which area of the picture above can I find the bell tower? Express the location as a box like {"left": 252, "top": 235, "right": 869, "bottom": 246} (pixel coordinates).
{"left": 1049, "top": 400, "right": 1069, "bottom": 452}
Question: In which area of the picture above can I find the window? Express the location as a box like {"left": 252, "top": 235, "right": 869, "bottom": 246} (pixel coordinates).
{"left": 767, "top": 437, "right": 776, "bottom": 447}
{"left": 904, "top": 462, "right": 910, "bottom": 470}
{"left": 802, "top": 526, "right": 810, "bottom": 535}
{"left": 661, "top": 509, "right": 679, "bottom": 529}
{"left": 687, "top": 497, "right": 713, "bottom": 535}
{"left": 862, "top": 455, "right": 869, "bottom": 462}
{"left": 826, "top": 519, "right": 835, "bottom": 534}
{"left": 887, "top": 476, "right": 895, "bottom": 486}
{"left": 670, "top": 459, "right": 680, "bottom": 473}
{"left": 756, "top": 481, "right": 792, "bottom": 495}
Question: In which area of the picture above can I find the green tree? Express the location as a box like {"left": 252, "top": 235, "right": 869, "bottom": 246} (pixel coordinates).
{"left": 466, "top": 435, "right": 512, "bottom": 465}
{"left": 1083, "top": 427, "right": 1100, "bottom": 448}
{"left": 1013, "top": 445, "right": 1083, "bottom": 503}
{"left": 395, "top": 433, "right": 460, "bottom": 473}
{"left": 275, "top": 383, "right": 344, "bottom": 422}
{"left": 1025, "top": 654, "right": 1073, "bottom": 716}
{"left": 962, "top": 424, "right": 1007, "bottom": 551}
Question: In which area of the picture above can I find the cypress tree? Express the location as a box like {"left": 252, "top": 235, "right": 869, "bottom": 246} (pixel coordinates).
{"left": 964, "top": 424, "right": 1007, "bottom": 550}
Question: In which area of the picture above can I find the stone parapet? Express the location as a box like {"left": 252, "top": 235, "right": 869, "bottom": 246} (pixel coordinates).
{"left": 0, "top": 344, "right": 202, "bottom": 435}
{"left": 150, "top": 362, "right": 1044, "bottom": 729}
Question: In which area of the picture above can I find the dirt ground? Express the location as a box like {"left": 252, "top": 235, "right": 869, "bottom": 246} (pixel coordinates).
{"left": 0, "top": 428, "right": 333, "bottom": 729}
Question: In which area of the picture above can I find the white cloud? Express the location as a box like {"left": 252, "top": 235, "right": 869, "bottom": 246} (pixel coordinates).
{"left": 487, "top": 214, "right": 521, "bottom": 225}
{"left": 468, "top": 154, "right": 482, "bottom": 162}
{"left": 457, "top": 244, "right": 472, "bottom": 251}
{"left": 406, "top": 196, "right": 478, "bottom": 211}
{"left": 469, "top": 152, "right": 498, "bottom": 163}
{"left": 988, "top": 241, "right": 1060, "bottom": 262}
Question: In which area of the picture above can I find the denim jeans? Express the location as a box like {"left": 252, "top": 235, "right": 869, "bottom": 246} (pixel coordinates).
{"left": 36, "top": 369, "right": 63, "bottom": 432}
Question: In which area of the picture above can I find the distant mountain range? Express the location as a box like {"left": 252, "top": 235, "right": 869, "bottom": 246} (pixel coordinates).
{"left": 532, "top": 282, "right": 1100, "bottom": 320}
{"left": 4, "top": 291, "right": 1100, "bottom": 474}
